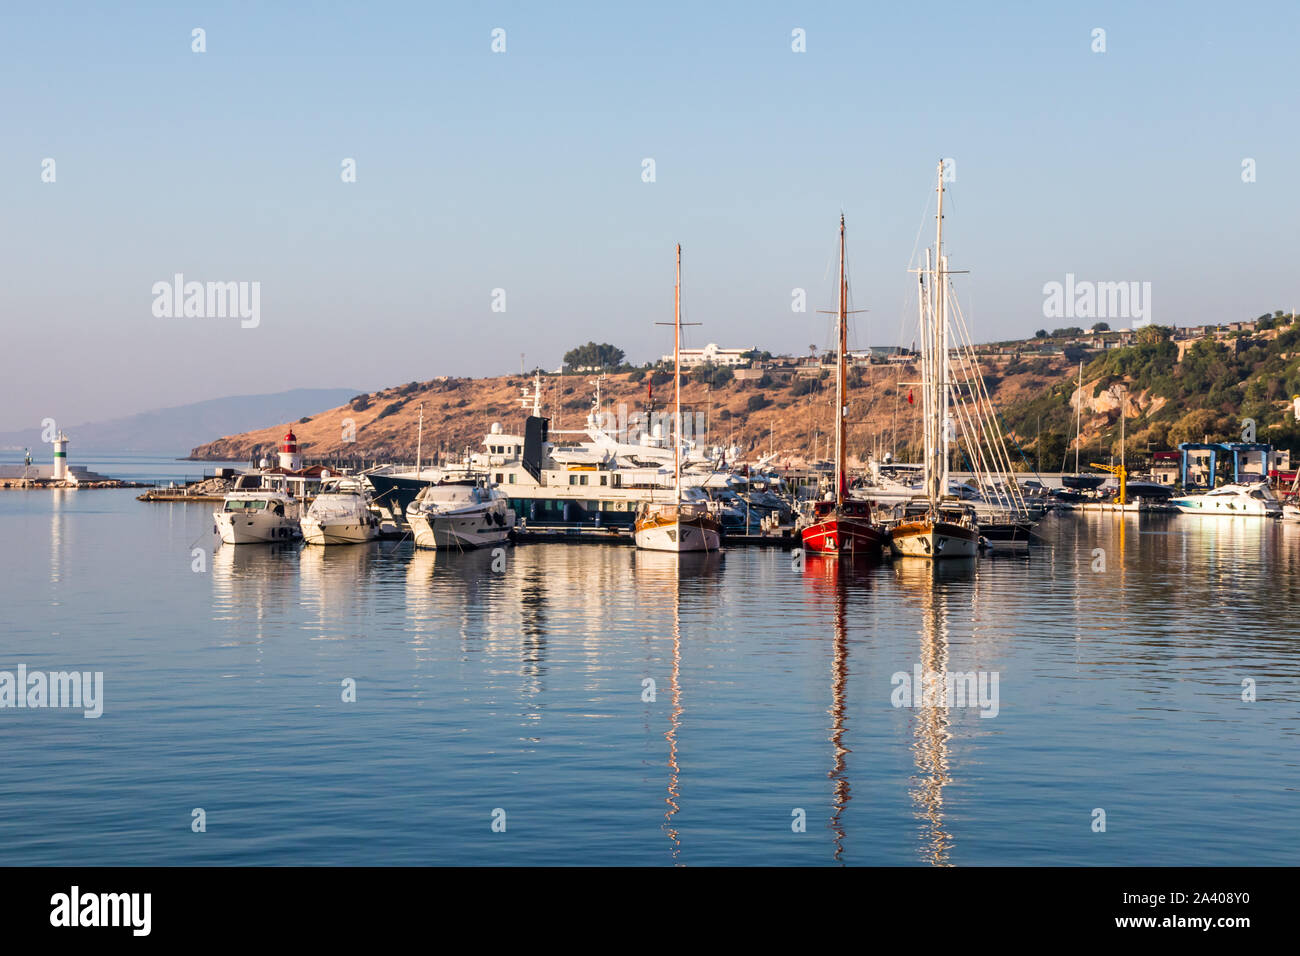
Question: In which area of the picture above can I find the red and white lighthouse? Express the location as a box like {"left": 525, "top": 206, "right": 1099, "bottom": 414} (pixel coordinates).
{"left": 277, "top": 427, "right": 303, "bottom": 471}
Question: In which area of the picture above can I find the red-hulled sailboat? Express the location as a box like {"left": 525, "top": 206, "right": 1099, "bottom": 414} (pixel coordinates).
{"left": 800, "top": 215, "right": 888, "bottom": 558}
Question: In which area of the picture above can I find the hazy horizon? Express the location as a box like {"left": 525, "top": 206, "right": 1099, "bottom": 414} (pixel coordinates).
{"left": 4, "top": 1, "right": 1296, "bottom": 432}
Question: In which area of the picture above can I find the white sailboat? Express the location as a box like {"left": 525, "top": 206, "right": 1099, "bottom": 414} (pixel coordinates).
{"left": 889, "top": 160, "right": 981, "bottom": 559}
{"left": 634, "top": 243, "right": 722, "bottom": 553}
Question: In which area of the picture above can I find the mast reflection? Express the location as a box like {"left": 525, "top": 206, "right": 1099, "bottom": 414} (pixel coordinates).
{"left": 896, "top": 560, "right": 965, "bottom": 866}
{"left": 801, "top": 553, "right": 870, "bottom": 863}
{"left": 634, "top": 549, "right": 722, "bottom": 865}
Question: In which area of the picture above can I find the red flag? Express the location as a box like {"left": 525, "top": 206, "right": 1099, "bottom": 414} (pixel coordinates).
{"left": 907, "top": 389, "right": 914, "bottom": 405}
{"left": 648, "top": 382, "right": 653, "bottom": 402}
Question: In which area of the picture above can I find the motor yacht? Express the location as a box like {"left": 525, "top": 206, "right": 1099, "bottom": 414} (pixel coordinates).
{"left": 406, "top": 468, "right": 514, "bottom": 550}
{"left": 301, "top": 479, "right": 380, "bottom": 544}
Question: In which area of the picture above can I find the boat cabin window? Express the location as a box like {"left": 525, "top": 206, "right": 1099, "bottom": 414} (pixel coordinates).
{"left": 224, "top": 499, "right": 268, "bottom": 512}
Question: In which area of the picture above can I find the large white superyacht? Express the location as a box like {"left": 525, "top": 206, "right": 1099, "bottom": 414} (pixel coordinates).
{"left": 367, "top": 373, "right": 782, "bottom": 533}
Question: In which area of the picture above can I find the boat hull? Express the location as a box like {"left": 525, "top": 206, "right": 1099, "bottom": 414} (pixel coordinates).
{"left": 1170, "top": 497, "right": 1280, "bottom": 517}
{"left": 214, "top": 512, "right": 299, "bottom": 545}
{"left": 300, "top": 519, "right": 377, "bottom": 545}
{"left": 409, "top": 508, "right": 513, "bottom": 550}
{"left": 889, "top": 520, "right": 980, "bottom": 559}
{"left": 634, "top": 511, "right": 722, "bottom": 553}
{"left": 978, "top": 521, "right": 1034, "bottom": 554}
{"left": 800, "top": 516, "right": 887, "bottom": 557}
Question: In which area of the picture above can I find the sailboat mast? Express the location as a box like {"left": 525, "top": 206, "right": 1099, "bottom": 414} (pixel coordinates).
{"left": 931, "top": 160, "right": 946, "bottom": 510}
{"left": 940, "top": 253, "right": 951, "bottom": 495}
{"left": 835, "top": 214, "right": 847, "bottom": 506}
{"left": 415, "top": 403, "right": 424, "bottom": 481}
{"left": 674, "top": 242, "right": 682, "bottom": 505}
{"left": 921, "top": 251, "right": 933, "bottom": 497}
{"left": 1074, "top": 361, "right": 1082, "bottom": 474}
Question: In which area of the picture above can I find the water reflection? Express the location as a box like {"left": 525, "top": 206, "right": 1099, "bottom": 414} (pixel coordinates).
{"left": 49, "top": 489, "right": 66, "bottom": 600}
{"left": 895, "top": 560, "right": 964, "bottom": 866}
{"left": 802, "top": 554, "right": 854, "bottom": 863}
{"left": 632, "top": 549, "right": 723, "bottom": 865}
{"left": 298, "top": 542, "right": 374, "bottom": 640}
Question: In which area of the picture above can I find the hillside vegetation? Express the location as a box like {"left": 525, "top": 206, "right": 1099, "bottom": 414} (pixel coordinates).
{"left": 193, "top": 313, "right": 1300, "bottom": 470}
{"left": 1004, "top": 314, "right": 1300, "bottom": 468}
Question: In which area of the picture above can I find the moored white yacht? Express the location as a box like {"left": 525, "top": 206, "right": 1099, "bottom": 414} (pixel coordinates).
{"left": 1170, "top": 482, "right": 1282, "bottom": 517}
{"left": 301, "top": 479, "right": 380, "bottom": 544}
{"left": 214, "top": 489, "right": 300, "bottom": 544}
{"left": 406, "top": 468, "right": 515, "bottom": 550}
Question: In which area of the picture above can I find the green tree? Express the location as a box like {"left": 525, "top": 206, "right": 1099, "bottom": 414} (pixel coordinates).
{"left": 1169, "top": 408, "right": 1223, "bottom": 445}
{"left": 563, "top": 342, "right": 625, "bottom": 369}
{"left": 1135, "top": 325, "right": 1173, "bottom": 345}
{"left": 1091, "top": 322, "right": 1110, "bottom": 332}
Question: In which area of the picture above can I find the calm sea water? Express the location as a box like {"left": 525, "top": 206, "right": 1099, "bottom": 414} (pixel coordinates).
{"left": 1, "top": 458, "right": 1298, "bottom": 866}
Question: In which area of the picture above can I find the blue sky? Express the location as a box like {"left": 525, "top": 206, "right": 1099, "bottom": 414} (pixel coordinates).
{"left": 2, "top": 1, "right": 1296, "bottom": 431}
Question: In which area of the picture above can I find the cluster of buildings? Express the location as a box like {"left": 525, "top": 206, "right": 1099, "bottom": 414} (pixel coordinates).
{"left": 663, "top": 343, "right": 916, "bottom": 371}
{"left": 657, "top": 318, "right": 1289, "bottom": 373}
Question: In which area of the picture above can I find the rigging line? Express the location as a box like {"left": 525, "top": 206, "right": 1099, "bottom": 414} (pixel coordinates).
{"left": 948, "top": 278, "right": 1027, "bottom": 513}
{"left": 907, "top": 187, "right": 933, "bottom": 274}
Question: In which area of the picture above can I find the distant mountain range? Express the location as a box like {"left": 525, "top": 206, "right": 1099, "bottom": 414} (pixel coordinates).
{"left": 0, "top": 388, "right": 359, "bottom": 457}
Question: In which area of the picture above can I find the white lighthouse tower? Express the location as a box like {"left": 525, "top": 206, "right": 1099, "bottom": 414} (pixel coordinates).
{"left": 278, "top": 427, "right": 303, "bottom": 471}
{"left": 52, "top": 430, "right": 69, "bottom": 480}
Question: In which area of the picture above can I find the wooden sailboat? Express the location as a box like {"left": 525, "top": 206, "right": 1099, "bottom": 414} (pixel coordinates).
{"left": 889, "top": 161, "right": 981, "bottom": 559}
{"left": 634, "top": 244, "right": 722, "bottom": 553}
{"left": 800, "top": 215, "right": 888, "bottom": 557}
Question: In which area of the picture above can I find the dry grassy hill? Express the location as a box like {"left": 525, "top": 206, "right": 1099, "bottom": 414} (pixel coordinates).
{"left": 189, "top": 357, "right": 1075, "bottom": 466}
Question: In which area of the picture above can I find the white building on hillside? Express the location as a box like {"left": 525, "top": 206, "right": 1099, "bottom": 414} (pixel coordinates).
{"left": 662, "top": 343, "right": 754, "bottom": 368}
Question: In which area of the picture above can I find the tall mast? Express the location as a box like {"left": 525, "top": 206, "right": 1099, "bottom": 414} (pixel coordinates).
{"left": 940, "top": 253, "right": 951, "bottom": 495}
{"left": 674, "top": 242, "right": 682, "bottom": 505}
{"left": 918, "top": 262, "right": 929, "bottom": 484}
{"left": 1074, "top": 361, "right": 1082, "bottom": 474}
{"left": 415, "top": 403, "right": 424, "bottom": 481}
{"left": 930, "top": 161, "right": 946, "bottom": 510}
{"left": 835, "top": 214, "right": 847, "bottom": 507}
